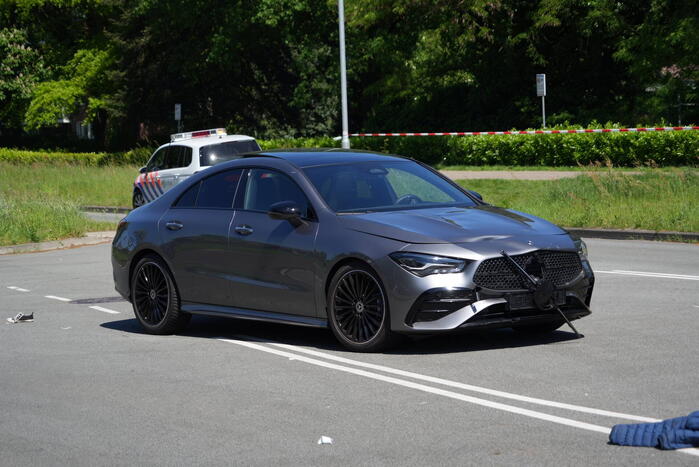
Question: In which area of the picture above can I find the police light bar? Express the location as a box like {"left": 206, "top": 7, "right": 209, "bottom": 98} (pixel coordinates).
{"left": 171, "top": 128, "right": 226, "bottom": 142}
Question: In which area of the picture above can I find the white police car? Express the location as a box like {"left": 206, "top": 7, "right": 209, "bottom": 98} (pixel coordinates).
{"left": 133, "top": 128, "right": 260, "bottom": 208}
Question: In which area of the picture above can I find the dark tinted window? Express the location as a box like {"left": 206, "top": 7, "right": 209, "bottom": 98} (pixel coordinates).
{"left": 243, "top": 169, "right": 310, "bottom": 216}
{"left": 303, "top": 161, "right": 476, "bottom": 213}
{"left": 199, "top": 140, "right": 261, "bottom": 166}
{"left": 162, "top": 146, "right": 182, "bottom": 169}
{"left": 174, "top": 181, "right": 200, "bottom": 208}
{"left": 196, "top": 169, "right": 243, "bottom": 209}
{"left": 147, "top": 147, "right": 167, "bottom": 171}
{"left": 181, "top": 146, "right": 193, "bottom": 167}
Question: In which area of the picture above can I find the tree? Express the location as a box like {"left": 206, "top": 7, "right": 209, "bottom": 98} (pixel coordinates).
{"left": 0, "top": 28, "right": 45, "bottom": 133}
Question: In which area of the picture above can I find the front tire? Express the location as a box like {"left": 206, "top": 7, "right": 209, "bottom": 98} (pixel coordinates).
{"left": 327, "top": 262, "right": 396, "bottom": 352}
{"left": 132, "top": 189, "right": 146, "bottom": 209}
{"left": 131, "top": 255, "right": 190, "bottom": 334}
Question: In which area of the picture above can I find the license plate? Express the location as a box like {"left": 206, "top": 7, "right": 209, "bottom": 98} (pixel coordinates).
{"left": 507, "top": 290, "right": 566, "bottom": 310}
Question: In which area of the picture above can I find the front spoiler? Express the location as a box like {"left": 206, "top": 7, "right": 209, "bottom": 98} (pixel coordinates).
{"left": 409, "top": 295, "right": 591, "bottom": 332}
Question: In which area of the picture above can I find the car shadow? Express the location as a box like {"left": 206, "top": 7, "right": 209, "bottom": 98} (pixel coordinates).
{"left": 100, "top": 314, "right": 582, "bottom": 355}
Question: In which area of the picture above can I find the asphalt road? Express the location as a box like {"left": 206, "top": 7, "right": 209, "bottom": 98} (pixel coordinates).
{"left": 1, "top": 239, "right": 697, "bottom": 466}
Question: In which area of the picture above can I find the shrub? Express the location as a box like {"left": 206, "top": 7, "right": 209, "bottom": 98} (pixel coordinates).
{"left": 1, "top": 129, "right": 696, "bottom": 167}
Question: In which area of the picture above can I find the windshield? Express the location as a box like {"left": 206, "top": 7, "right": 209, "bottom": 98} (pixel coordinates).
{"left": 199, "top": 140, "right": 261, "bottom": 166}
{"left": 303, "top": 161, "right": 477, "bottom": 213}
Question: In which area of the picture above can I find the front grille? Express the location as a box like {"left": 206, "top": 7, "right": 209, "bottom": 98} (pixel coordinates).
{"left": 473, "top": 250, "right": 582, "bottom": 290}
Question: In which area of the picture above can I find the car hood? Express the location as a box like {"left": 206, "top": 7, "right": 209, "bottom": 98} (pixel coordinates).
{"left": 338, "top": 205, "right": 568, "bottom": 244}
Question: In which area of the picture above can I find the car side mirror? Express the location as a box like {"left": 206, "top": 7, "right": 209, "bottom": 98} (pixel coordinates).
{"left": 139, "top": 166, "right": 148, "bottom": 174}
{"left": 469, "top": 190, "right": 483, "bottom": 201}
{"left": 268, "top": 201, "right": 304, "bottom": 226}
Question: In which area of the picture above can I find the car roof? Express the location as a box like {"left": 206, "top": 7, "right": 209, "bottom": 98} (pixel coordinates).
{"left": 249, "top": 148, "right": 409, "bottom": 168}
{"left": 154, "top": 134, "right": 256, "bottom": 152}
{"left": 179, "top": 134, "right": 256, "bottom": 149}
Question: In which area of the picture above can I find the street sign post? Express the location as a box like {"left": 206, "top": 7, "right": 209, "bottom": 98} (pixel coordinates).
{"left": 174, "top": 104, "right": 182, "bottom": 132}
{"left": 536, "top": 74, "right": 546, "bottom": 128}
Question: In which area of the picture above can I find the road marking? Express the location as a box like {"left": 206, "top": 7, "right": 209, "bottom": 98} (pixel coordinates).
{"left": 89, "top": 305, "right": 120, "bottom": 314}
{"left": 218, "top": 338, "right": 699, "bottom": 456}
{"left": 596, "top": 270, "right": 699, "bottom": 281}
{"left": 267, "top": 340, "right": 658, "bottom": 422}
{"left": 7, "top": 286, "right": 30, "bottom": 292}
{"left": 45, "top": 295, "right": 72, "bottom": 302}
{"left": 217, "top": 337, "right": 612, "bottom": 434}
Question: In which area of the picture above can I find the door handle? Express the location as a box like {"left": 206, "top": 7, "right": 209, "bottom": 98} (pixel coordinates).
{"left": 166, "top": 221, "right": 183, "bottom": 231}
{"left": 234, "top": 225, "right": 254, "bottom": 236}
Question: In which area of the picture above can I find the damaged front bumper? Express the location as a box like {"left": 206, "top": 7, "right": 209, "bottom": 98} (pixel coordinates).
{"left": 405, "top": 289, "right": 592, "bottom": 332}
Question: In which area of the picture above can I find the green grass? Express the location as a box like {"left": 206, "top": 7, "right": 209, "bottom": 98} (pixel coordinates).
{"left": 457, "top": 170, "right": 698, "bottom": 232}
{"left": 0, "top": 163, "right": 135, "bottom": 245}
{"left": 0, "top": 163, "right": 696, "bottom": 246}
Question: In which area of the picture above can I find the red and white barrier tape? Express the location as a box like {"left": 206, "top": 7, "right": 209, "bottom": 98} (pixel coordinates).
{"left": 347, "top": 126, "right": 699, "bottom": 137}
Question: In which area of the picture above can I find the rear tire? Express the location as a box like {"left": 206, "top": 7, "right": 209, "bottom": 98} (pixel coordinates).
{"left": 327, "top": 262, "right": 397, "bottom": 352}
{"left": 131, "top": 254, "right": 190, "bottom": 334}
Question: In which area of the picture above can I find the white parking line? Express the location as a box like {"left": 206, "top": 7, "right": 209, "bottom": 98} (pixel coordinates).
{"left": 7, "top": 286, "right": 30, "bottom": 292}
{"left": 89, "top": 305, "right": 120, "bottom": 314}
{"left": 217, "top": 337, "right": 612, "bottom": 434}
{"left": 45, "top": 295, "right": 72, "bottom": 302}
{"left": 596, "top": 270, "right": 699, "bottom": 281}
{"left": 267, "top": 341, "right": 658, "bottom": 422}
{"left": 219, "top": 337, "right": 699, "bottom": 457}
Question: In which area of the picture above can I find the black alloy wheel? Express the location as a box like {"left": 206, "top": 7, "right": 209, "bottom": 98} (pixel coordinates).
{"left": 132, "top": 189, "right": 146, "bottom": 208}
{"left": 328, "top": 263, "right": 395, "bottom": 351}
{"left": 131, "top": 255, "right": 190, "bottom": 334}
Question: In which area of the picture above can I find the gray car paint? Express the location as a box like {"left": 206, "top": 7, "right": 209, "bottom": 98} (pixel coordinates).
{"left": 112, "top": 150, "right": 593, "bottom": 335}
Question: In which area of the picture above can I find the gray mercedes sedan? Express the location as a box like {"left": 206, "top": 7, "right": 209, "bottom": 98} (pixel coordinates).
{"left": 112, "top": 149, "right": 594, "bottom": 351}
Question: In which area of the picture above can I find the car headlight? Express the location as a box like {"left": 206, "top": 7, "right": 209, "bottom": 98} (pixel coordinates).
{"left": 574, "top": 238, "right": 588, "bottom": 259}
{"left": 389, "top": 252, "right": 468, "bottom": 277}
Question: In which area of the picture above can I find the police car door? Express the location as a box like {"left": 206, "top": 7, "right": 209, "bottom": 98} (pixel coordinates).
{"left": 158, "top": 146, "right": 187, "bottom": 194}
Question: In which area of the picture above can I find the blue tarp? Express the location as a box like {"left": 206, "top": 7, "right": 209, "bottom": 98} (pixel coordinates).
{"left": 609, "top": 411, "right": 699, "bottom": 450}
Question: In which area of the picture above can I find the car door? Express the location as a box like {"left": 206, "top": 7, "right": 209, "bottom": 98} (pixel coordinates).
{"left": 228, "top": 168, "right": 319, "bottom": 316}
{"left": 157, "top": 145, "right": 187, "bottom": 194}
{"left": 159, "top": 168, "right": 244, "bottom": 305}
{"left": 139, "top": 146, "right": 167, "bottom": 202}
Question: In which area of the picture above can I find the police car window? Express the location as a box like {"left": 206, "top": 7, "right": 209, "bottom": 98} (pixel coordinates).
{"left": 199, "top": 140, "right": 261, "bottom": 166}
{"left": 243, "top": 169, "right": 310, "bottom": 217}
{"left": 148, "top": 148, "right": 166, "bottom": 171}
{"left": 174, "top": 181, "right": 200, "bottom": 208}
{"left": 181, "top": 147, "right": 192, "bottom": 167}
{"left": 196, "top": 169, "right": 243, "bottom": 209}
{"left": 162, "top": 147, "right": 182, "bottom": 170}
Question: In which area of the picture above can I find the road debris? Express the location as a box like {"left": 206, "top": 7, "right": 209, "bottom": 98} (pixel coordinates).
{"left": 316, "top": 436, "right": 334, "bottom": 445}
{"left": 7, "top": 312, "right": 34, "bottom": 323}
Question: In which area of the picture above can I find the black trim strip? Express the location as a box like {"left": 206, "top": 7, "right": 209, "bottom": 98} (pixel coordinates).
{"left": 181, "top": 302, "right": 327, "bottom": 328}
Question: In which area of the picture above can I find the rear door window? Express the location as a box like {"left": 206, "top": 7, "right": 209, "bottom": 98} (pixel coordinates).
{"left": 174, "top": 181, "right": 201, "bottom": 208}
{"left": 195, "top": 169, "right": 244, "bottom": 209}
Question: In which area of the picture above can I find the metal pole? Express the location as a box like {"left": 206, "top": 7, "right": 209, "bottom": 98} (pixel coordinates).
{"left": 541, "top": 96, "right": 546, "bottom": 128}
{"left": 338, "top": 0, "right": 350, "bottom": 149}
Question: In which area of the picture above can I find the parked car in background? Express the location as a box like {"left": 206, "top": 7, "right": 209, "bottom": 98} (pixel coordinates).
{"left": 133, "top": 128, "right": 259, "bottom": 208}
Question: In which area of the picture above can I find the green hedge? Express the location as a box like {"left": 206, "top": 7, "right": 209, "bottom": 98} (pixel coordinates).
{"left": 1, "top": 130, "right": 697, "bottom": 167}
{"left": 0, "top": 147, "right": 153, "bottom": 166}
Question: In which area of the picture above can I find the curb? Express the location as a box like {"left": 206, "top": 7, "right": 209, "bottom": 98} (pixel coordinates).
{"left": 565, "top": 227, "right": 698, "bottom": 242}
{"left": 0, "top": 231, "right": 115, "bottom": 255}
{"left": 82, "top": 205, "right": 131, "bottom": 214}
